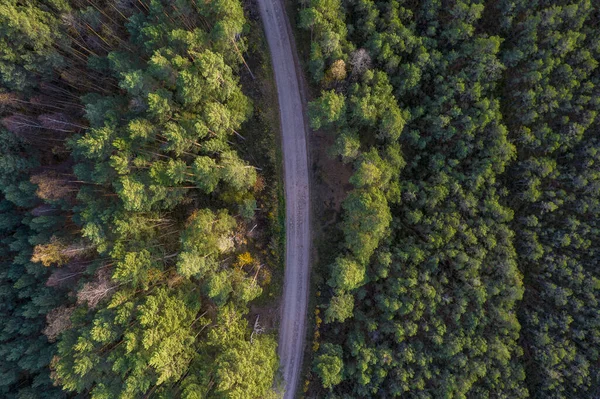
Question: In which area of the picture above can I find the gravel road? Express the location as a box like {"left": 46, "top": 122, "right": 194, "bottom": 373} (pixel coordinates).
{"left": 256, "top": 0, "right": 311, "bottom": 397}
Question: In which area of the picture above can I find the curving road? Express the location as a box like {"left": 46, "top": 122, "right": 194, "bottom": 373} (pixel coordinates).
{"left": 257, "top": 0, "right": 311, "bottom": 397}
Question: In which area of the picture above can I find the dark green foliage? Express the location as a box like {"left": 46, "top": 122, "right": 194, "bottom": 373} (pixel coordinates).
{"left": 0, "top": 131, "right": 67, "bottom": 398}
{"left": 498, "top": 1, "right": 600, "bottom": 397}
{"left": 303, "top": 0, "right": 600, "bottom": 397}
{"left": 0, "top": 5, "right": 71, "bottom": 393}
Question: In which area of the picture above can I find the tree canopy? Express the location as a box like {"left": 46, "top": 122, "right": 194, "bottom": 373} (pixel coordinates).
{"left": 0, "top": 0, "right": 280, "bottom": 398}
{"left": 303, "top": 0, "right": 600, "bottom": 397}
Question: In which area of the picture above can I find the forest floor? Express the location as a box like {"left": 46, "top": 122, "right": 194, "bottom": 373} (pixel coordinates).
{"left": 256, "top": 0, "right": 312, "bottom": 397}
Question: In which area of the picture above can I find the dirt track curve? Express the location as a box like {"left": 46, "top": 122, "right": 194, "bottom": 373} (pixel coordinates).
{"left": 257, "top": 0, "right": 311, "bottom": 397}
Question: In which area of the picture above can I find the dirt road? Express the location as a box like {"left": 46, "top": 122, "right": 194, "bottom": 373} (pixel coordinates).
{"left": 256, "top": 0, "right": 310, "bottom": 397}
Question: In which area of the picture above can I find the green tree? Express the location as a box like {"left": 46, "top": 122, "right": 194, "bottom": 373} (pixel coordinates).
{"left": 0, "top": 0, "right": 66, "bottom": 91}
{"left": 325, "top": 293, "right": 354, "bottom": 323}
{"left": 328, "top": 256, "right": 365, "bottom": 291}
{"left": 178, "top": 209, "right": 236, "bottom": 278}
{"left": 341, "top": 188, "right": 391, "bottom": 264}
{"left": 313, "top": 343, "right": 344, "bottom": 389}
{"left": 308, "top": 90, "right": 346, "bottom": 130}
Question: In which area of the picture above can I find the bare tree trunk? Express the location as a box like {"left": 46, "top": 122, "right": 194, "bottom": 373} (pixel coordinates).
{"left": 250, "top": 315, "right": 265, "bottom": 343}
{"left": 231, "top": 39, "right": 255, "bottom": 80}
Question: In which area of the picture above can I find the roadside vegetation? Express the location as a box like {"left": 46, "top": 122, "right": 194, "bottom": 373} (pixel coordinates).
{"left": 0, "top": 1, "right": 281, "bottom": 398}
{"left": 301, "top": 0, "right": 600, "bottom": 397}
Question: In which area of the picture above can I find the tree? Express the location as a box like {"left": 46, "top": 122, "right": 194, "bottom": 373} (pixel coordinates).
{"left": 193, "top": 156, "right": 221, "bottom": 193}
{"left": 327, "top": 59, "right": 347, "bottom": 81}
{"left": 220, "top": 151, "right": 257, "bottom": 191}
{"left": 76, "top": 267, "right": 116, "bottom": 309}
{"left": 341, "top": 188, "right": 391, "bottom": 264}
{"left": 177, "top": 209, "right": 236, "bottom": 278}
{"left": 55, "top": 286, "right": 201, "bottom": 397}
{"left": 301, "top": 0, "right": 538, "bottom": 396}
{"left": 348, "top": 48, "right": 372, "bottom": 78}
{"left": 330, "top": 129, "right": 361, "bottom": 162}
{"left": 0, "top": 0, "right": 280, "bottom": 397}
{"left": 43, "top": 306, "right": 75, "bottom": 343}
{"left": 328, "top": 256, "right": 364, "bottom": 291}
{"left": 308, "top": 90, "right": 346, "bottom": 130}
{"left": 314, "top": 343, "right": 344, "bottom": 389}
{"left": 0, "top": 0, "right": 66, "bottom": 91}
{"left": 197, "top": 305, "right": 280, "bottom": 398}
{"left": 325, "top": 293, "right": 354, "bottom": 323}
{"left": 31, "top": 236, "right": 70, "bottom": 267}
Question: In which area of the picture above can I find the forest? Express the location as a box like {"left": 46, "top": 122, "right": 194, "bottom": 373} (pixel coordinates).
{"left": 303, "top": 0, "right": 600, "bottom": 397}
{"left": 3, "top": 0, "right": 600, "bottom": 398}
{"left": 0, "top": 0, "right": 281, "bottom": 398}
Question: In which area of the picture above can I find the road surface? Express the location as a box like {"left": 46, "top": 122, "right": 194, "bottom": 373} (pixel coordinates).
{"left": 256, "top": 0, "right": 311, "bottom": 397}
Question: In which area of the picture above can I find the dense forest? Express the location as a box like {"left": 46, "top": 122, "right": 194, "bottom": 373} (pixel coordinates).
{"left": 303, "top": 0, "right": 600, "bottom": 397}
{"left": 3, "top": 0, "right": 600, "bottom": 397}
{"left": 0, "top": 0, "right": 281, "bottom": 398}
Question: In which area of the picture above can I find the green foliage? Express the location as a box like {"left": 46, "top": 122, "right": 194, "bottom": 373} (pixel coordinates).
{"left": 313, "top": 343, "right": 343, "bottom": 389}
{"left": 300, "top": 0, "right": 600, "bottom": 397}
{"left": 328, "top": 256, "right": 364, "bottom": 291}
{"left": 298, "top": 0, "right": 351, "bottom": 81}
{"left": 498, "top": 1, "right": 600, "bottom": 397}
{"left": 0, "top": 0, "right": 66, "bottom": 91}
{"left": 202, "top": 306, "right": 279, "bottom": 398}
{"left": 55, "top": 286, "right": 200, "bottom": 396}
{"left": 0, "top": 0, "right": 279, "bottom": 397}
{"left": 330, "top": 129, "right": 360, "bottom": 162}
{"left": 178, "top": 210, "right": 236, "bottom": 278}
{"left": 0, "top": 132, "right": 66, "bottom": 398}
{"left": 325, "top": 293, "right": 354, "bottom": 323}
{"left": 341, "top": 188, "right": 391, "bottom": 265}
{"left": 309, "top": 90, "right": 346, "bottom": 130}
